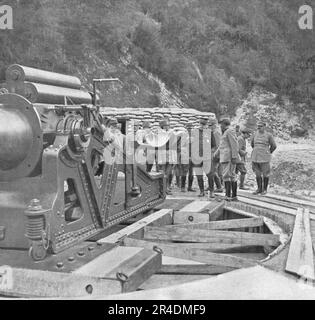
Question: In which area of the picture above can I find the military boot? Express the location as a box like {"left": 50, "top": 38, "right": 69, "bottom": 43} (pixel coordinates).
{"left": 231, "top": 181, "right": 238, "bottom": 201}
{"left": 239, "top": 174, "right": 249, "bottom": 190}
{"left": 253, "top": 177, "right": 263, "bottom": 195}
{"left": 261, "top": 177, "right": 269, "bottom": 195}
{"left": 181, "top": 176, "right": 186, "bottom": 192}
{"left": 224, "top": 181, "right": 232, "bottom": 201}
{"left": 187, "top": 175, "right": 196, "bottom": 192}
{"left": 197, "top": 176, "right": 205, "bottom": 197}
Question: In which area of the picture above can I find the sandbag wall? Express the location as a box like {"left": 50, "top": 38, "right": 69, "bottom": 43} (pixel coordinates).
{"left": 101, "top": 106, "right": 216, "bottom": 132}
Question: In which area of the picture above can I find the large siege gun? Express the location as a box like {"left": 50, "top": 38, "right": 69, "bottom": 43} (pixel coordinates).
{"left": 0, "top": 65, "right": 165, "bottom": 262}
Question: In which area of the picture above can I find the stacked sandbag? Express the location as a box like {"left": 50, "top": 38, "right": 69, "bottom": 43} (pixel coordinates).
{"left": 100, "top": 106, "right": 216, "bottom": 131}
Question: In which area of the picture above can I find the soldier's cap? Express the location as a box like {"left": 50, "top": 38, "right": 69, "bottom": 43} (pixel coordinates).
{"left": 143, "top": 121, "right": 151, "bottom": 128}
{"left": 241, "top": 127, "right": 251, "bottom": 134}
{"left": 218, "top": 117, "right": 231, "bottom": 125}
{"left": 199, "top": 117, "right": 208, "bottom": 125}
{"left": 257, "top": 121, "right": 266, "bottom": 127}
{"left": 159, "top": 119, "right": 170, "bottom": 127}
{"left": 208, "top": 118, "right": 217, "bottom": 125}
{"left": 109, "top": 118, "right": 118, "bottom": 125}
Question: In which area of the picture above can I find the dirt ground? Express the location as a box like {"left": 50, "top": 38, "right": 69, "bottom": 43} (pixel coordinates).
{"left": 244, "top": 138, "right": 315, "bottom": 199}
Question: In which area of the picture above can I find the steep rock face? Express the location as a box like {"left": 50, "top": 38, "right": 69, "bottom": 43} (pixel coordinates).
{"left": 233, "top": 87, "right": 315, "bottom": 140}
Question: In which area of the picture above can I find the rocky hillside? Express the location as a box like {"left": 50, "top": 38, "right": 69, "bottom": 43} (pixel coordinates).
{"left": 0, "top": 0, "right": 314, "bottom": 121}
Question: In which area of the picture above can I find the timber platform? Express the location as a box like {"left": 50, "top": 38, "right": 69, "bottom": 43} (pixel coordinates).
{"left": 1, "top": 189, "right": 315, "bottom": 299}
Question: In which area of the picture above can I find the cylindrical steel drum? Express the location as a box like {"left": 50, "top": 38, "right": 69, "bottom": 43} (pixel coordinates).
{"left": 22, "top": 82, "right": 92, "bottom": 105}
{"left": 6, "top": 64, "right": 82, "bottom": 89}
{"left": 0, "top": 94, "right": 43, "bottom": 181}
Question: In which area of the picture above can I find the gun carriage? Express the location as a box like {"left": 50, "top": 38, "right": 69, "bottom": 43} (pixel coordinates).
{"left": 0, "top": 65, "right": 166, "bottom": 264}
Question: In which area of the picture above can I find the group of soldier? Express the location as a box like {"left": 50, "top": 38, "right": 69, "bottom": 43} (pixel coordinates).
{"left": 102, "top": 114, "right": 277, "bottom": 201}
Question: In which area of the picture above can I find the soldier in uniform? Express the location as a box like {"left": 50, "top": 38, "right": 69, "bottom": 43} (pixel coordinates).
{"left": 136, "top": 121, "right": 155, "bottom": 172}
{"left": 174, "top": 127, "right": 190, "bottom": 192}
{"left": 156, "top": 118, "right": 175, "bottom": 195}
{"left": 191, "top": 117, "right": 216, "bottom": 197}
{"left": 236, "top": 127, "right": 251, "bottom": 190}
{"left": 235, "top": 125, "right": 241, "bottom": 137}
{"left": 207, "top": 118, "right": 223, "bottom": 197}
{"left": 186, "top": 122, "right": 196, "bottom": 192}
{"left": 251, "top": 121, "right": 277, "bottom": 195}
{"left": 214, "top": 117, "right": 239, "bottom": 201}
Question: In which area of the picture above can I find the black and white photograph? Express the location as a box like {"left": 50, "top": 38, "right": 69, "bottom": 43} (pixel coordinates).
{"left": 0, "top": 0, "right": 315, "bottom": 303}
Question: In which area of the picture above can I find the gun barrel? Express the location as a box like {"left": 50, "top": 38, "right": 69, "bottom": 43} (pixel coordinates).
{"left": 0, "top": 108, "right": 33, "bottom": 170}
{"left": 6, "top": 64, "right": 82, "bottom": 89}
{"left": 0, "top": 94, "right": 42, "bottom": 181}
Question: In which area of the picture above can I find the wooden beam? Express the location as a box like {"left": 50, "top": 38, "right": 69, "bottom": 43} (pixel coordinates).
{"left": 241, "top": 190, "right": 315, "bottom": 209}
{"left": 237, "top": 196, "right": 315, "bottom": 220}
{"left": 103, "top": 248, "right": 162, "bottom": 293}
{"left": 224, "top": 206, "right": 259, "bottom": 218}
{"left": 164, "top": 217, "right": 264, "bottom": 231}
{"left": 144, "top": 226, "right": 280, "bottom": 247}
{"left": 97, "top": 209, "right": 173, "bottom": 244}
{"left": 286, "top": 208, "right": 315, "bottom": 280}
{"left": 123, "top": 237, "right": 257, "bottom": 268}
{"left": 159, "top": 242, "right": 263, "bottom": 253}
{"left": 173, "top": 201, "right": 224, "bottom": 224}
{"left": 173, "top": 211, "right": 210, "bottom": 224}
{"left": 159, "top": 264, "right": 236, "bottom": 275}
{"left": 0, "top": 267, "right": 122, "bottom": 298}
{"left": 263, "top": 217, "right": 290, "bottom": 244}
{"left": 179, "top": 200, "right": 215, "bottom": 212}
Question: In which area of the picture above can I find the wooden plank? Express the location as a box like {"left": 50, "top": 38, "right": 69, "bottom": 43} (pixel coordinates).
{"left": 123, "top": 237, "right": 257, "bottom": 268}
{"left": 179, "top": 200, "right": 214, "bottom": 212}
{"left": 263, "top": 217, "right": 289, "bottom": 244}
{"left": 161, "top": 242, "right": 263, "bottom": 253}
{"left": 174, "top": 201, "right": 224, "bottom": 224}
{"left": 223, "top": 206, "right": 259, "bottom": 218}
{"left": 165, "top": 217, "right": 264, "bottom": 231}
{"left": 144, "top": 226, "right": 280, "bottom": 247}
{"left": 74, "top": 246, "right": 143, "bottom": 276}
{"left": 241, "top": 190, "right": 315, "bottom": 209}
{"left": 159, "top": 264, "right": 236, "bottom": 275}
{"left": 103, "top": 248, "right": 162, "bottom": 293}
{"left": 173, "top": 211, "right": 210, "bottom": 224}
{"left": 163, "top": 256, "right": 204, "bottom": 265}
{"left": 286, "top": 208, "right": 315, "bottom": 280}
{"left": 237, "top": 196, "right": 315, "bottom": 220}
{"left": 0, "top": 267, "right": 122, "bottom": 298}
{"left": 97, "top": 209, "right": 173, "bottom": 244}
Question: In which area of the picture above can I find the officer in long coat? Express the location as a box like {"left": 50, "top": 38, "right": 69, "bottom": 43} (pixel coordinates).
{"left": 251, "top": 121, "right": 277, "bottom": 195}
{"left": 191, "top": 117, "right": 216, "bottom": 197}
{"left": 214, "top": 117, "right": 239, "bottom": 201}
{"left": 236, "top": 127, "right": 251, "bottom": 190}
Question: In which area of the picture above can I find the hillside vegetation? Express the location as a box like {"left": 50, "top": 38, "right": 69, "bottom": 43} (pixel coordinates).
{"left": 0, "top": 0, "right": 314, "bottom": 118}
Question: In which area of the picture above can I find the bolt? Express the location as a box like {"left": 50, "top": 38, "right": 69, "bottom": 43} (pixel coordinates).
{"left": 68, "top": 256, "right": 75, "bottom": 262}
{"left": 56, "top": 262, "right": 64, "bottom": 268}
{"left": 88, "top": 246, "right": 94, "bottom": 251}
{"left": 77, "top": 251, "right": 85, "bottom": 257}
{"left": 28, "top": 199, "right": 42, "bottom": 211}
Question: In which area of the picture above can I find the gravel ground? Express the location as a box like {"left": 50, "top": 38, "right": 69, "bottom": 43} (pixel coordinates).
{"left": 243, "top": 138, "right": 315, "bottom": 199}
